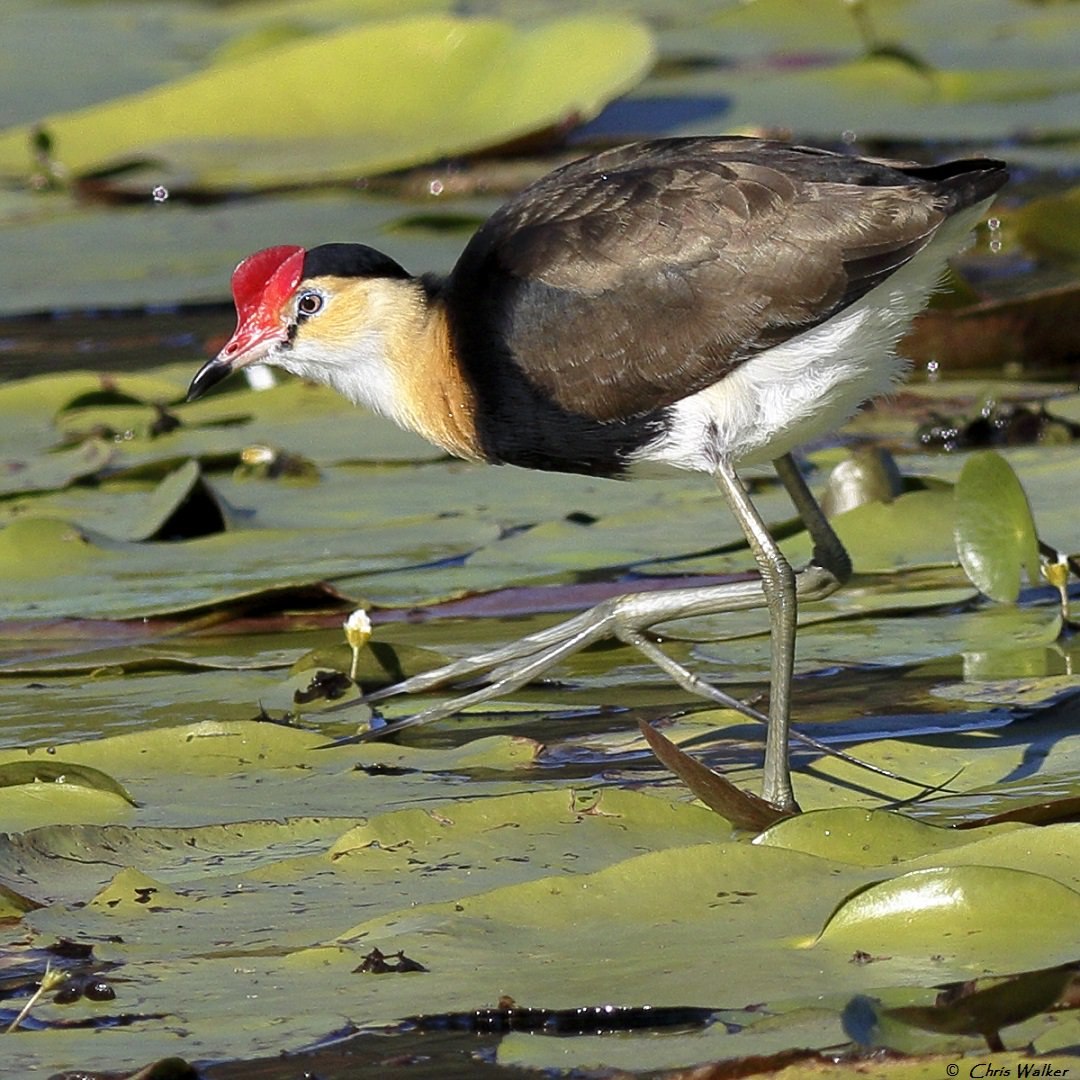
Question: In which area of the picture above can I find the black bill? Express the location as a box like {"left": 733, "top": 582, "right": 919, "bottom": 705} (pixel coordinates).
{"left": 186, "top": 357, "right": 234, "bottom": 401}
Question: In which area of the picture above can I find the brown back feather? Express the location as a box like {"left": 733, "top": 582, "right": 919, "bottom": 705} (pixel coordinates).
{"left": 447, "top": 138, "right": 1005, "bottom": 422}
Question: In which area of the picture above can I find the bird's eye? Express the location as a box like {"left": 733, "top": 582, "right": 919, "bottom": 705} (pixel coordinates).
{"left": 296, "top": 291, "right": 323, "bottom": 318}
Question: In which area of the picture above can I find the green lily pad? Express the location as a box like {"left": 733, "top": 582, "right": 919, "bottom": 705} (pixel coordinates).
{"left": 0, "top": 699, "right": 1077, "bottom": 1075}
{"left": 954, "top": 451, "right": 1042, "bottom": 602}
{"left": 676, "top": 50, "right": 1080, "bottom": 141}
{"left": 783, "top": 489, "right": 960, "bottom": 574}
{"left": 816, "top": 865, "right": 1080, "bottom": 968}
{"left": 0, "top": 759, "right": 137, "bottom": 804}
{"left": 116, "top": 459, "right": 224, "bottom": 542}
{"left": 89, "top": 867, "right": 194, "bottom": 915}
{"left": 0, "top": 190, "right": 501, "bottom": 316}
{"left": 0, "top": 778, "right": 139, "bottom": 833}
{"left": 0, "top": 15, "right": 654, "bottom": 190}
{"left": 0, "top": 437, "right": 114, "bottom": 497}
{"left": 0, "top": 516, "right": 108, "bottom": 579}
{"left": 1014, "top": 184, "right": 1080, "bottom": 264}
{"left": 0, "top": 881, "right": 41, "bottom": 918}
{"left": 0, "top": 504, "right": 499, "bottom": 619}
{"left": 681, "top": 581, "right": 1057, "bottom": 671}
{"left": 754, "top": 807, "right": 1021, "bottom": 866}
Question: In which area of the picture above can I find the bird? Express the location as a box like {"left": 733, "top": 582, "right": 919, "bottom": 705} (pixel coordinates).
{"left": 187, "top": 136, "right": 1008, "bottom": 813}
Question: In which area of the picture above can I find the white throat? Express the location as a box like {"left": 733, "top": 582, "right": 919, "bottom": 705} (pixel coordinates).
{"left": 281, "top": 329, "right": 399, "bottom": 417}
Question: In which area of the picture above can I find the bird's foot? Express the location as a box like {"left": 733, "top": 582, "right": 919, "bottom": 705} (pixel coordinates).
{"left": 319, "top": 563, "right": 944, "bottom": 809}
{"left": 330, "top": 564, "right": 842, "bottom": 740}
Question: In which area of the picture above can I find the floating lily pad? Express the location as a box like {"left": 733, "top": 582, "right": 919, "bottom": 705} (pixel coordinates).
{"left": 783, "top": 489, "right": 960, "bottom": 574}
{"left": 1014, "top": 184, "right": 1080, "bottom": 264}
{"left": 816, "top": 864, "right": 1080, "bottom": 970}
{"left": 0, "top": 15, "right": 655, "bottom": 190}
{"left": 754, "top": 807, "right": 1020, "bottom": 866}
{"left": 0, "top": 437, "right": 114, "bottom": 497}
{"left": 954, "top": 451, "right": 1042, "bottom": 602}
{"left": 671, "top": 49, "right": 1080, "bottom": 141}
{"left": 0, "top": 759, "right": 137, "bottom": 804}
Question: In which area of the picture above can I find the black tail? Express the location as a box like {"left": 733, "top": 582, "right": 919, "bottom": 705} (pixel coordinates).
{"left": 906, "top": 157, "right": 1009, "bottom": 211}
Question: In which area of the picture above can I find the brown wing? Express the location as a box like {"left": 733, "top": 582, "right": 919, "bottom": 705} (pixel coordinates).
{"left": 445, "top": 138, "right": 976, "bottom": 422}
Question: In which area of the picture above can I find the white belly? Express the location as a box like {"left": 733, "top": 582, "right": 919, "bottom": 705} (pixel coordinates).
{"left": 636, "top": 200, "right": 992, "bottom": 474}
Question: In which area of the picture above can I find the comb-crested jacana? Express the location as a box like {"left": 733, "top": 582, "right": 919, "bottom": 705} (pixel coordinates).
{"left": 188, "top": 136, "right": 1008, "bottom": 812}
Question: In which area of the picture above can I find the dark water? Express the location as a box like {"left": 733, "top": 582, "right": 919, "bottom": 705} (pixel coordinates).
{"left": 0, "top": 304, "right": 230, "bottom": 383}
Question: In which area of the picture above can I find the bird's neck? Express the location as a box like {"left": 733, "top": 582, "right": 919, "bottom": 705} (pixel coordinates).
{"left": 387, "top": 283, "right": 484, "bottom": 462}
{"left": 295, "top": 276, "right": 484, "bottom": 463}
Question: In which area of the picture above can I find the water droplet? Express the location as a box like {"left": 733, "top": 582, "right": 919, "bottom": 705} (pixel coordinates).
{"left": 428, "top": 178, "right": 444, "bottom": 196}
{"left": 152, "top": 185, "right": 169, "bottom": 203}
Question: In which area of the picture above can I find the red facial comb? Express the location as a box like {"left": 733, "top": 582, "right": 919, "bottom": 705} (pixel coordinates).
{"left": 230, "top": 245, "right": 305, "bottom": 325}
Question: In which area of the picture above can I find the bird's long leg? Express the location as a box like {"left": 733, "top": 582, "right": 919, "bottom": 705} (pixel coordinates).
{"left": 333, "top": 561, "right": 843, "bottom": 757}
{"left": 710, "top": 454, "right": 855, "bottom": 809}
{"left": 340, "top": 456, "right": 852, "bottom": 811}
{"left": 346, "top": 578, "right": 778, "bottom": 725}
{"left": 619, "top": 626, "right": 924, "bottom": 787}
{"left": 712, "top": 457, "right": 801, "bottom": 811}
{"left": 773, "top": 453, "right": 852, "bottom": 585}
{"left": 333, "top": 568, "right": 831, "bottom": 729}
{"left": 365, "top": 568, "right": 839, "bottom": 691}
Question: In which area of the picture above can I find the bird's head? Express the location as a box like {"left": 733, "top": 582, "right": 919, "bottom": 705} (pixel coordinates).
{"left": 186, "top": 242, "right": 414, "bottom": 402}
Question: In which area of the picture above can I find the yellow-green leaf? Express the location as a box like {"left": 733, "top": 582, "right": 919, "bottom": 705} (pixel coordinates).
{"left": 1014, "top": 184, "right": 1080, "bottom": 263}
{"left": 0, "top": 15, "right": 655, "bottom": 189}
{"left": 954, "top": 450, "right": 1042, "bottom": 602}
{"left": 0, "top": 759, "right": 138, "bottom": 806}
{"left": 816, "top": 865, "right": 1080, "bottom": 968}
